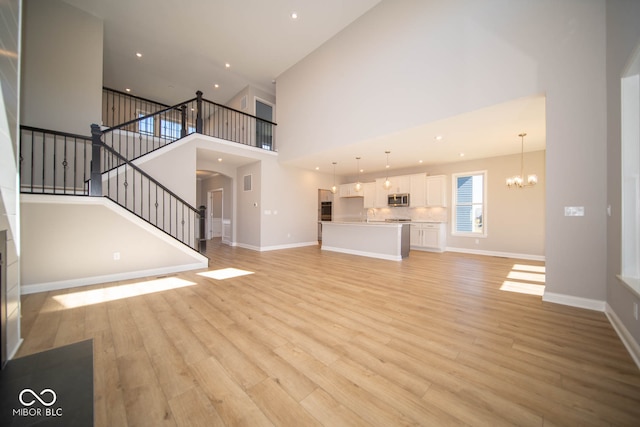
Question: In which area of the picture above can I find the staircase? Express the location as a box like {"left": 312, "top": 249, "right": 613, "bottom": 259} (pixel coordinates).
{"left": 19, "top": 89, "right": 277, "bottom": 253}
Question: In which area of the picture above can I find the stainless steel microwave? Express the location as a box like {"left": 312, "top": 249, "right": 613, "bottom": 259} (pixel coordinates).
{"left": 388, "top": 193, "right": 410, "bottom": 207}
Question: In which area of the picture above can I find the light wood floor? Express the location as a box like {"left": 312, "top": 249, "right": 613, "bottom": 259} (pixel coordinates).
{"left": 18, "top": 240, "right": 640, "bottom": 426}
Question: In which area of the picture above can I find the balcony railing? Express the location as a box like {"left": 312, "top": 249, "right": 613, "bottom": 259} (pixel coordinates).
{"left": 101, "top": 88, "right": 276, "bottom": 160}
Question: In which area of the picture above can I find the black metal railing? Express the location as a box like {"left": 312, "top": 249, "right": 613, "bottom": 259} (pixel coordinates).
{"left": 101, "top": 88, "right": 277, "bottom": 155}
{"left": 200, "top": 96, "right": 276, "bottom": 150}
{"left": 102, "top": 87, "right": 171, "bottom": 128}
{"left": 95, "top": 126, "right": 202, "bottom": 251}
{"left": 19, "top": 125, "right": 203, "bottom": 251}
{"left": 19, "top": 126, "right": 92, "bottom": 195}
{"left": 100, "top": 97, "right": 198, "bottom": 162}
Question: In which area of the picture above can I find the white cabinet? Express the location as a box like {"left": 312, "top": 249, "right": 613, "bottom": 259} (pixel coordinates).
{"left": 339, "top": 183, "right": 364, "bottom": 198}
{"left": 388, "top": 175, "right": 410, "bottom": 194}
{"left": 410, "top": 222, "right": 446, "bottom": 252}
{"left": 375, "top": 178, "right": 389, "bottom": 207}
{"left": 363, "top": 182, "right": 376, "bottom": 208}
{"left": 409, "top": 173, "right": 426, "bottom": 207}
{"left": 426, "top": 175, "right": 447, "bottom": 207}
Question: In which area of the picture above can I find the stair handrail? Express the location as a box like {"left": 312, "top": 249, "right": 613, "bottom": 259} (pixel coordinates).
{"left": 92, "top": 124, "right": 203, "bottom": 251}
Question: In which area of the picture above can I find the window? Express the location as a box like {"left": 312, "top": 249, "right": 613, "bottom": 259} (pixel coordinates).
{"left": 621, "top": 53, "right": 640, "bottom": 291}
{"left": 160, "top": 119, "right": 195, "bottom": 139}
{"left": 138, "top": 113, "right": 154, "bottom": 135}
{"left": 452, "top": 171, "right": 486, "bottom": 236}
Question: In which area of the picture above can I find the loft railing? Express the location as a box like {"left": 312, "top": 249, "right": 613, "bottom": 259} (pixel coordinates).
{"left": 102, "top": 87, "right": 171, "bottom": 128}
{"left": 101, "top": 88, "right": 277, "bottom": 158}
{"left": 19, "top": 125, "right": 204, "bottom": 252}
{"left": 19, "top": 126, "right": 92, "bottom": 195}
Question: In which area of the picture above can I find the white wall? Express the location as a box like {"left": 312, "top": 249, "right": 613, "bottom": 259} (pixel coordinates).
{"left": 605, "top": 0, "right": 640, "bottom": 354}
{"left": 0, "top": 0, "right": 22, "bottom": 360}
{"left": 21, "top": 0, "right": 102, "bottom": 135}
{"left": 277, "top": 0, "right": 606, "bottom": 304}
{"left": 259, "top": 160, "right": 329, "bottom": 248}
{"left": 236, "top": 161, "right": 261, "bottom": 249}
{"left": 20, "top": 195, "right": 207, "bottom": 293}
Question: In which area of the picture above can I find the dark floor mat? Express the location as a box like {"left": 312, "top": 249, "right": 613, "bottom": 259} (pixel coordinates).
{"left": 0, "top": 340, "right": 93, "bottom": 426}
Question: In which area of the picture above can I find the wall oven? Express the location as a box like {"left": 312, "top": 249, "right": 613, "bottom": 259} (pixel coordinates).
{"left": 320, "top": 201, "right": 332, "bottom": 221}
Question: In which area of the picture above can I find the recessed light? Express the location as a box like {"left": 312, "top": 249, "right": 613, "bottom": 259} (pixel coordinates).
{"left": 136, "top": 52, "right": 142, "bottom": 58}
{"left": 459, "top": 153, "right": 465, "bottom": 157}
{"left": 419, "top": 160, "right": 423, "bottom": 164}
{"left": 217, "top": 158, "right": 223, "bottom": 162}
{"left": 225, "top": 63, "right": 231, "bottom": 68}
{"left": 214, "top": 84, "right": 219, "bottom": 89}
{"left": 125, "top": 88, "right": 131, "bottom": 92}
{"left": 435, "top": 135, "right": 443, "bottom": 141}
{"left": 315, "top": 166, "right": 320, "bottom": 170}
{"left": 291, "top": 12, "right": 298, "bottom": 20}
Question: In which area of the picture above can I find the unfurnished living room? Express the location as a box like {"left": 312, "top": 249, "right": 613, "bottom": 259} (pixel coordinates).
{"left": 1, "top": 0, "right": 640, "bottom": 426}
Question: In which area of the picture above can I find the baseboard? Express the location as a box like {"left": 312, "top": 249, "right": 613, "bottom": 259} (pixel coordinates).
{"left": 259, "top": 241, "right": 319, "bottom": 252}
{"left": 605, "top": 303, "right": 640, "bottom": 370}
{"left": 20, "top": 261, "right": 208, "bottom": 295}
{"left": 542, "top": 291, "right": 606, "bottom": 312}
{"left": 446, "top": 246, "right": 545, "bottom": 261}
{"left": 236, "top": 241, "right": 318, "bottom": 252}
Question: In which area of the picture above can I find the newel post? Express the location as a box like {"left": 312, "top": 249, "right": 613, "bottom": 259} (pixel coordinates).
{"left": 196, "top": 90, "right": 203, "bottom": 134}
{"left": 90, "top": 124, "right": 102, "bottom": 196}
{"left": 180, "top": 104, "right": 187, "bottom": 138}
{"left": 198, "top": 205, "right": 206, "bottom": 253}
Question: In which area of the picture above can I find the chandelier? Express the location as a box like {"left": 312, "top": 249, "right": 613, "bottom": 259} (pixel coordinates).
{"left": 506, "top": 133, "right": 538, "bottom": 188}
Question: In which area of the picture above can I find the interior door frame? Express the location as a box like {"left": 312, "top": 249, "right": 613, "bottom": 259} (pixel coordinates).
{"left": 254, "top": 96, "right": 275, "bottom": 149}
{"left": 207, "top": 188, "right": 224, "bottom": 239}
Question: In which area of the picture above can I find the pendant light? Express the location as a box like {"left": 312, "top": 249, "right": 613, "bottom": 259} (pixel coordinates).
{"left": 506, "top": 133, "right": 538, "bottom": 188}
{"left": 330, "top": 162, "right": 337, "bottom": 194}
{"left": 354, "top": 157, "right": 362, "bottom": 192}
{"left": 383, "top": 151, "right": 392, "bottom": 190}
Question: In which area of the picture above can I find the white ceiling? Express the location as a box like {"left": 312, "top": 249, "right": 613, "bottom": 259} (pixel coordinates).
{"left": 63, "top": 0, "right": 545, "bottom": 177}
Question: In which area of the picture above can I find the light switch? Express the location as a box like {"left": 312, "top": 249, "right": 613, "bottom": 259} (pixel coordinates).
{"left": 564, "top": 206, "right": 585, "bottom": 217}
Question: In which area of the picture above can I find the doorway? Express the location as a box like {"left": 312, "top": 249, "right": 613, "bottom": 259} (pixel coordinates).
{"left": 255, "top": 97, "right": 274, "bottom": 150}
{"left": 207, "top": 189, "right": 223, "bottom": 239}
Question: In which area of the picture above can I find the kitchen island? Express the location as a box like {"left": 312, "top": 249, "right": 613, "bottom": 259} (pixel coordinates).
{"left": 321, "top": 221, "right": 410, "bottom": 261}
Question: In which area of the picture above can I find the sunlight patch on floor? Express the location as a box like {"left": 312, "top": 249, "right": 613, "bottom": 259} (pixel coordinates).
{"left": 500, "top": 280, "right": 546, "bottom": 296}
{"left": 197, "top": 268, "right": 255, "bottom": 280}
{"left": 500, "top": 263, "right": 546, "bottom": 296}
{"left": 53, "top": 277, "right": 197, "bottom": 309}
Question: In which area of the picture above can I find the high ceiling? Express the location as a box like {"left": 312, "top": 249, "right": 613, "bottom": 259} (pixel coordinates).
{"left": 63, "top": 0, "right": 382, "bottom": 105}
{"left": 62, "top": 0, "right": 545, "bottom": 176}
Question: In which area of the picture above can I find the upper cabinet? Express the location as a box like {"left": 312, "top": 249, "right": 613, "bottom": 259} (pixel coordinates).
{"left": 426, "top": 175, "right": 447, "bottom": 207}
{"left": 363, "top": 182, "right": 376, "bottom": 208}
{"left": 374, "top": 178, "right": 389, "bottom": 207}
{"left": 409, "top": 173, "right": 426, "bottom": 207}
{"left": 388, "top": 175, "right": 411, "bottom": 194}
{"left": 339, "top": 182, "right": 365, "bottom": 198}
{"left": 339, "top": 174, "right": 446, "bottom": 207}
